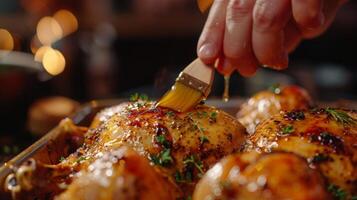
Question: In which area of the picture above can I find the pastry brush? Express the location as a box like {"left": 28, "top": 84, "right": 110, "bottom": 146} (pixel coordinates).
{"left": 156, "top": 58, "right": 214, "bottom": 112}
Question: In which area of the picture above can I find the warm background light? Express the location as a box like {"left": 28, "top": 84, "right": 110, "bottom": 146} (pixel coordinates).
{"left": 0, "top": 29, "right": 14, "bottom": 50}
{"left": 42, "top": 48, "right": 66, "bottom": 75}
{"left": 36, "top": 16, "right": 63, "bottom": 45}
{"left": 34, "top": 46, "right": 52, "bottom": 62}
{"left": 53, "top": 10, "right": 78, "bottom": 37}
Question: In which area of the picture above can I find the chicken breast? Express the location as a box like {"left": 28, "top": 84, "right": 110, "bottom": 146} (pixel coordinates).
{"left": 55, "top": 146, "right": 176, "bottom": 200}
{"left": 237, "top": 85, "right": 312, "bottom": 134}
{"left": 193, "top": 151, "right": 330, "bottom": 200}
{"left": 246, "top": 108, "right": 357, "bottom": 198}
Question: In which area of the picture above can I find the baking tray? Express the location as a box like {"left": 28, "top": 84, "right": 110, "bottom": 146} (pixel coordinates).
{"left": 0, "top": 97, "right": 355, "bottom": 199}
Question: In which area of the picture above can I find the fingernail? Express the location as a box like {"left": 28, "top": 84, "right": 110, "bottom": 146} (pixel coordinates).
{"left": 198, "top": 43, "right": 215, "bottom": 59}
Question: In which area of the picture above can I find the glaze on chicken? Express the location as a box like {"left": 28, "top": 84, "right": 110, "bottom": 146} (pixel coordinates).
{"left": 246, "top": 108, "right": 357, "bottom": 198}
{"left": 237, "top": 85, "right": 312, "bottom": 134}
{"left": 11, "top": 99, "right": 247, "bottom": 199}
{"left": 193, "top": 151, "right": 331, "bottom": 200}
{"left": 55, "top": 146, "right": 176, "bottom": 200}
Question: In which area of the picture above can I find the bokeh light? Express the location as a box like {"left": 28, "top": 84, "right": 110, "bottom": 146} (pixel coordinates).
{"left": 53, "top": 10, "right": 78, "bottom": 37}
{"left": 42, "top": 48, "right": 65, "bottom": 75}
{"left": 34, "top": 45, "right": 52, "bottom": 62}
{"left": 30, "top": 36, "right": 42, "bottom": 54}
{"left": 36, "top": 16, "right": 63, "bottom": 45}
{"left": 0, "top": 29, "right": 14, "bottom": 50}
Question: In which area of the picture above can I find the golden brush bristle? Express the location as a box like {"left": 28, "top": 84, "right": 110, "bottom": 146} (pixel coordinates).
{"left": 157, "top": 82, "right": 203, "bottom": 112}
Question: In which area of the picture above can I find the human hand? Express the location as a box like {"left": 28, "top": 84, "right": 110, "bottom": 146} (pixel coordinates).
{"left": 197, "top": 0, "right": 347, "bottom": 76}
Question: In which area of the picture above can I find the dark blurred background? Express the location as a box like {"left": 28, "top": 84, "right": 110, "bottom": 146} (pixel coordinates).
{"left": 0, "top": 0, "right": 356, "bottom": 158}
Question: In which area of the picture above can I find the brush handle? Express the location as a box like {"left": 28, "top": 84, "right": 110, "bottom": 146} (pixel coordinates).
{"left": 182, "top": 58, "right": 214, "bottom": 86}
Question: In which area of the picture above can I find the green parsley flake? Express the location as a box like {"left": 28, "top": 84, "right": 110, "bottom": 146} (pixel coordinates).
{"left": 328, "top": 184, "right": 346, "bottom": 200}
{"left": 155, "top": 135, "right": 171, "bottom": 148}
{"left": 199, "top": 135, "right": 209, "bottom": 144}
{"left": 281, "top": 124, "right": 294, "bottom": 135}
{"left": 184, "top": 155, "right": 204, "bottom": 175}
{"left": 325, "top": 108, "right": 356, "bottom": 126}
{"left": 59, "top": 156, "right": 65, "bottom": 162}
{"left": 130, "top": 93, "right": 149, "bottom": 102}
{"left": 76, "top": 156, "right": 86, "bottom": 163}
{"left": 166, "top": 111, "right": 175, "bottom": 117}
{"left": 210, "top": 112, "right": 217, "bottom": 121}
{"left": 150, "top": 149, "right": 173, "bottom": 166}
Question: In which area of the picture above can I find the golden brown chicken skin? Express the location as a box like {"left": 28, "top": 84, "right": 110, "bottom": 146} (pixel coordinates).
{"left": 58, "top": 100, "right": 247, "bottom": 198}
{"left": 193, "top": 151, "right": 330, "bottom": 200}
{"left": 246, "top": 108, "right": 357, "bottom": 198}
{"left": 237, "top": 85, "right": 312, "bottom": 134}
{"left": 55, "top": 146, "right": 176, "bottom": 200}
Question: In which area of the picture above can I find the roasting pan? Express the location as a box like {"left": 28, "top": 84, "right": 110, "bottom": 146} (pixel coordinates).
{"left": 0, "top": 98, "right": 355, "bottom": 199}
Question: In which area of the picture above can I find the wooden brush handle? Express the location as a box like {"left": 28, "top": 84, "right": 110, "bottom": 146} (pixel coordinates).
{"left": 182, "top": 58, "right": 214, "bottom": 86}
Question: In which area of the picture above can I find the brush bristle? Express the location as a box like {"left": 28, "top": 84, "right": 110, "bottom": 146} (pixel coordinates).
{"left": 156, "top": 82, "right": 203, "bottom": 112}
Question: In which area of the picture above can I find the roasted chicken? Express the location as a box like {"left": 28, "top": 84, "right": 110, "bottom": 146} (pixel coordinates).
{"left": 193, "top": 151, "right": 331, "bottom": 200}
{"left": 246, "top": 108, "right": 357, "bottom": 198}
{"left": 3, "top": 87, "right": 356, "bottom": 200}
{"left": 237, "top": 85, "right": 312, "bottom": 134}
{"left": 56, "top": 146, "right": 176, "bottom": 200}
{"left": 9, "top": 99, "right": 247, "bottom": 199}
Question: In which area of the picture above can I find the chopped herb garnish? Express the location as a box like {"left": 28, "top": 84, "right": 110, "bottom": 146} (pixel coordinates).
{"left": 76, "top": 156, "right": 86, "bottom": 163}
{"left": 150, "top": 149, "right": 173, "bottom": 166}
{"left": 199, "top": 135, "right": 209, "bottom": 144}
{"left": 325, "top": 108, "right": 356, "bottom": 125}
{"left": 156, "top": 135, "right": 166, "bottom": 144}
{"left": 130, "top": 93, "right": 149, "bottom": 102}
{"left": 184, "top": 155, "right": 204, "bottom": 175}
{"left": 269, "top": 83, "right": 281, "bottom": 94}
{"left": 155, "top": 135, "right": 171, "bottom": 148}
{"left": 174, "top": 171, "right": 184, "bottom": 183}
{"left": 196, "top": 111, "right": 208, "bottom": 118}
{"left": 210, "top": 112, "right": 218, "bottom": 121}
{"left": 327, "top": 184, "right": 346, "bottom": 200}
{"left": 59, "top": 156, "right": 65, "bottom": 162}
{"left": 281, "top": 124, "right": 294, "bottom": 135}
{"left": 166, "top": 111, "right": 175, "bottom": 117}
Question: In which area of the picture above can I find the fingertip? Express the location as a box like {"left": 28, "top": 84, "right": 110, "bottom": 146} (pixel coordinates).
{"left": 197, "top": 43, "right": 218, "bottom": 64}
{"left": 216, "top": 57, "right": 235, "bottom": 75}
{"left": 237, "top": 65, "right": 258, "bottom": 77}
{"left": 260, "top": 50, "right": 289, "bottom": 70}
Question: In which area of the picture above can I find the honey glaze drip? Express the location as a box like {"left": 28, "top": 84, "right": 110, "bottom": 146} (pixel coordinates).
{"left": 222, "top": 75, "right": 231, "bottom": 102}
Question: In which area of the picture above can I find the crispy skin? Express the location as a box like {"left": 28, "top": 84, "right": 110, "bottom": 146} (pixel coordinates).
{"left": 57, "top": 101, "right": 247, "bottom": 198}
{"left": 246, "top": 109, "right": 357, "bottom": 196}
{"left": 55, "top": 146, "right": 175, "bottom": 200}
{"left": 193, "top": 152, "right": 330, "bottom": 200}
{"left": 237, "top": 85, "right": 312, "bottom": 134}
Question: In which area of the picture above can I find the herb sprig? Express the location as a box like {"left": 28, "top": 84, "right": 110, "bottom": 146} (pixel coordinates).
{"left": 150, "top": 149, "right": 173, "bottom": 166}
{"left": 325, "top": 108, "right": 356, "bottom": 126}
{"left": 183, "top": 155, "right": 204, "bottom": 176}
{"left": 130, "top": 93, "right": 149, "bottom": 102}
